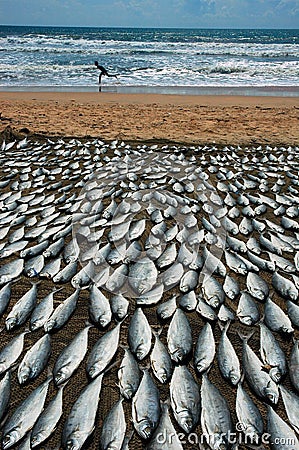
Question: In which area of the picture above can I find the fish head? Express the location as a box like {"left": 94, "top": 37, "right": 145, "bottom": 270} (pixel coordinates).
{"left": 156, "top": 369, "right": 168, "bottom": 384}
{"left": 196, "top": 358, "right": 208, "bottom": 373}
{"left": 269, "top": 367, "right": 282, "bottom": 383}
{"left": 31, "top": 431, "right": 46, "bottom": 448}
{"left": 5, "top": 317, "right": 17, "bottom": 331}
{"left": 54, "top": 368, "right": 68, "bottom": 386}
{"left": 241, "top": 316, "right": 253, "bottom": 326}
{"left": 122, "top": 385, "right": 134, "bottom": 400}
{"left": 209, "top": 296, "right": 220, "bottom": 308}
{"left": 264, "top": 382, "right": 279, "bottom": 405}
{"left": 137, "top": 420, "right": 153, "bottom": 440}
{"left": 0, "top": 275, "right": 9, "bottom": 285}
{"left": 65, "top": 437, "right": 82, "bottom": 450}
{"left": 229, "top": 369, "right": 240, "bottom": 385}
{"left": 44, "top": 319, "right": 55, "bottom": 332}
{"left": 136, "top": 345, "right": 147, "bottom": 360}
{"left": 179, "top": 412, "right": 194, "bottom": 433}
{"left": 88, "top": 365, "right": 100, "bottom": 379}
{"left": 30, "top": 319, "right": 43, "bottom": 331}
{"left": 18, "top": 365, "right": 30, "bottom": 384}
{"left": 2, "top": 429, "right": 20, "bottom": 449}
{"left": 99, "top": 315, "right": 110, "bottom": 328}
{"left": 282, "top": 324, "right": 294, "bottom": 334}
{"left": 170, "top": 348, "right": 184, "bottom": 363}
{"left": 27, "top": 268, "right": 37, "bottom": 278}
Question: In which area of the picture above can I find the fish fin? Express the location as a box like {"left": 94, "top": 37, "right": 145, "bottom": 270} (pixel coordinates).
{"left": 151, "top": 326, "right": 163, "bottom": 337}
{"left": 217, "top": 319, "right": 231, "bottom": 332}
{"left": 237, "top": 329, "right": 255, "bottom": 342}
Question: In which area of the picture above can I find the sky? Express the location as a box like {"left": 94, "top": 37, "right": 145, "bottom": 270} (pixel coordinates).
{"left": 0, "top": 0, "right": 298, "bottom": 29}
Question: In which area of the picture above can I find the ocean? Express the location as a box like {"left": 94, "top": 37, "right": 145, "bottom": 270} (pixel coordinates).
{"left": 0, "top": 26, "right": 298, "bottom": 94}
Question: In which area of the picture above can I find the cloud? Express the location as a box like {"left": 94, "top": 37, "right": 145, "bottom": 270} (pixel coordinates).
{"left": 0, "top": 0, "right": 298, "bottom": 27}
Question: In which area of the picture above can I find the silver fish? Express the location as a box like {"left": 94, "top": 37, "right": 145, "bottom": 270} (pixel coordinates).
{"left": 236, "top": 382, "right": 263, "bottom": 444}
{"left": 5, "top": 283, "right": 38, "bottom": 331}
{"left": 202, "top": 274, "right": 224, "bottom": 308}
{"left": 179, "top": 269, "right": 198, "bottom": 293}
{"left": 100, "top": 399, "right": 126, "bottom": 450}
{"left": 170, "top": 365, "right": 200, "bottom": 433}
{"left": 223, "top": 274, "right": 240, "bottom": 300}
{"left": 280, "top": 385, "right": 299, "bottom": 435}
{"left": 267, "top": 405, "right": 299, "bottom": 450}
{"left": 118, "top": 347, "right": 141, "bottom": 400}
{"left": 54, "top": 325, "right": 92, "bottom": 386}
{"left": 286, "top": 299, "right": 299, "bottom": 328}
{"left": 0, "top": 282, "right": 11, "bottom": 317}
{"left": 237, "top": 291, "right": 260, "bottom": 326}
{"left": 0, "top": 258, "right": 24, "bottom": 285}
{"left": 128, "top": 308, "right": 152, "bottom": 360}
{"left": 246, "top": 272, "right": 269, "bottom": 301}
{"left": 240, "top": 333, "right": 279, "bottom": 404}
{"left": 62, "top": 374, "right": 104, "bottom": 450}
{"left": 259, "top": 323, "right": 287, "bottom": 383}
{"left": 53, "top": 261, "right": 78, "bottom": 283}
{"left": 129, "top": 257, "right": 158, "bottom": 295}
{"left": 150, "top": 331, "right": 173, "bottom": 384}
{"left": 156, "top": 295, "right": 177, "bottom": 320}
{"left": 17, "top": 333, "right": 51, "bottom": 384}
{"left": 44, "top": 289, "right": 79, "bottom": 332}
{"left": 2, "top": 377, "right": 51, "bottom": 449}
{"left": 196, "top": 296, "right": 217, "bottom": 321}
{"left": 132, "top": 369, "right": 161, "bottom": 440}
{"left": 30, "top": 290, "right": 55, "bottom": 331}
{"left": 201, "top": 373, "right": 233, "bottom": 450}
{"left": 40, "top": 257, "right": 62, "bottom": 279}
{"left": 218, "top": 322, "right": 241, "bottom": 385}
{"left": 89, "top": 284, "right": 112, "bottom": 327}
{"left": 289, "top": 340, "right": 299, "bottom": 392}
{"left": 24, "top": 254, "right": 44, "bottom": 277}
{"left": 0, "top": 371, "right": 10, "bottom": 423}
{"left": 162, "top": 262, "right": 184, "bottom": 289}
{"left": 106, "top": 264, "right": 128, "bottom": 293}
{"left": 167, "top": 308, "right": 192, "bottom": 363}
{"left": 264, "top": 297, "right": 294, "bottom": 334}
{"left": 31, "top": 386, "right": 64, "bottom": 448}
{"left": 110, "top": 294, "right": 129, "bottom": 321}
{"left": 86, "top": 322, "right": 121, "bottom": 379}
{"left": 272, "top": 271, "right": 298, "bottom": 302}
{"left": 147, "top": 400, "right": 184, "bottom": 450}
{"left": 179, "top": 290, "right": 197, "bottom": 311}
{"left": 20, "top": 240, "right": 49, "bottom": 259}
{"left": 194, "top": 322, "right": 215, "bottom": 374}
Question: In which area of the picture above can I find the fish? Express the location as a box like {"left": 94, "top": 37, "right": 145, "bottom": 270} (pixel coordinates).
{"left": 272, "top": 271, "right": 298, "bottom": 302}
{"left": 62, "top": 374, "right": 104, "bottom": 450}
{"left": 129, "top": 257, "right": 158, "bottom": 295}
{"left": 156, "top": 295, "right": 177, "bottom": 320}
{"left": 280, "top": 385, "right": 299, "bottom": 435}
{"left": 150, "top": 330, "right": 173, "bottom": 384}
{"left": 217, "top": 322, "right": 241, "bottom": 385}
{"left": 167, "top": 308, "right": 192, "bottom": 363}
{"left": 44, "top": 289, "right": 79, "bottom": 332}
{"left": 17, "top": 333, "right": 51, "bottom": 384}
{"left": 2, "top": 377, "right": 51, "bottom": 449}
{"left": 259, "top": 323, "right": 287, "bottom": 383}
{"left": 30, "top": 290, "right": 55, "bottom": 331}
{"left": 0, "top": 371, "right": 11, "bottom": 424}
{"left": 0, "top": 258, "right": 24, "bottom": 285}
{"left": 147, "top": 400, "right": 184, "bottom": 450}
{"left": 179, "top": 290, "right": 197, "bottom": 311}
{"left": 289, "top": 340, "right": 299, "bottom": 392}
{"left": 105, "top": 263, "right": 128, "bottom": 293}
{"left": 239, "top": 332, "right": 279, "bottom": 405}
{"left": 264, "top": 297, "right": 294, "bottom": 334}
{"left": 118, "top": 347, "right": 141, "bottom": 400}
{"left": 201, "top": 373, "right": 233, "bottom": 450}
{"left": 223, "top": 274, "right": 240, "bottom": 300}
{"left": 137, "top": 283, "right": 164, "bottom": 306}
{"left": 110, "top": 294, "right": 129, "bottom": 321}
{"left": 0, "top": 282, "right": 11, "bottom": 318}
{"left": 246, "top": 272, "right": 269, "bottom": 301}
{"left": 5, "top": 283, "right": 38, "bottom": 331}
{"left": 202, "top": 274, "right": 225, "bottom": 308}
{"left": 132, "top": 369, "right": 161, "bottom": 440}
{"left": 40, "top": 257, "right": 62, "bottom": 279}
{"left": 236, "top": 381, "right": 263, "bottom": 444}
{"left": 194, "top": 322, "right": 215, "bottom": 374}
{"left": 100, "top": 399, "right": 126, "bottom": 450}
{"left": 86, "top": 322, "right": 121, "bottom": 379}
{"left": 89, "top": 284, "right": 112, "bottom": 327}
{"left": 267, "top": 405, "right": 299, "bottom": 450}
{"left": 30, "top": 386, "right": 64, "bottom": 448}
{"left": 179, "top": 269, "right": 198, "bottom": 293}
{"left": 237, "top": 291, "right": 260, "bottom": 326}
{"left": 24, "top": 254, "right": 45, "bottom": 277}
{"left": 170, "top": 365, "right": 200, "bottom": 433}
{"left": 54, "top": 324, "right": 92, "bottom": 386}
{"left": 128, "top": 308, "right": 152, "bottom": 360}
{"left": 162, "top": 262, "right": 184, "bottom": 289}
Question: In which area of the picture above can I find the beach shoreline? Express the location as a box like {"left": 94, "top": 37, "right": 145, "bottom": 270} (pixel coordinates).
{"left": 0, "top": 91, "right": 298, "bottom": 146}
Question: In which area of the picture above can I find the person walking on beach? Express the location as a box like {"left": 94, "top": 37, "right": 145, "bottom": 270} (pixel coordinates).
{"left": 95, "top": 61, "right": 117, "bottom": 91}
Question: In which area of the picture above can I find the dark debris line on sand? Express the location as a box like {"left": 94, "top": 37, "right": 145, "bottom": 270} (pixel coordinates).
{"left": 0, "top": 133, "right": 299, "bottom": 449}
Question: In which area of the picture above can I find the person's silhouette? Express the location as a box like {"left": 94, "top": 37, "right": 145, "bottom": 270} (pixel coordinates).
{"left": 95, "top": 61, "right": 117, "bottom": 91}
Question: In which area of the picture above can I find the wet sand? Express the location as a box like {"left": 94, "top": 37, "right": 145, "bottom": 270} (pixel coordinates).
{"left": 0, "top": 91, "right": 298, "bottom": 145}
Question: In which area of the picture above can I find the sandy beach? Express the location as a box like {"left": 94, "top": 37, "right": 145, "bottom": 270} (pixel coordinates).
{"left": 0, "top": 91, "right": 298, "bottom": 145}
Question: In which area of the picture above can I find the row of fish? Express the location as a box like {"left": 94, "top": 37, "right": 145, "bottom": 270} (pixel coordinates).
{"left": 0, "top": 136, "right": 299, "bottom": 449}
